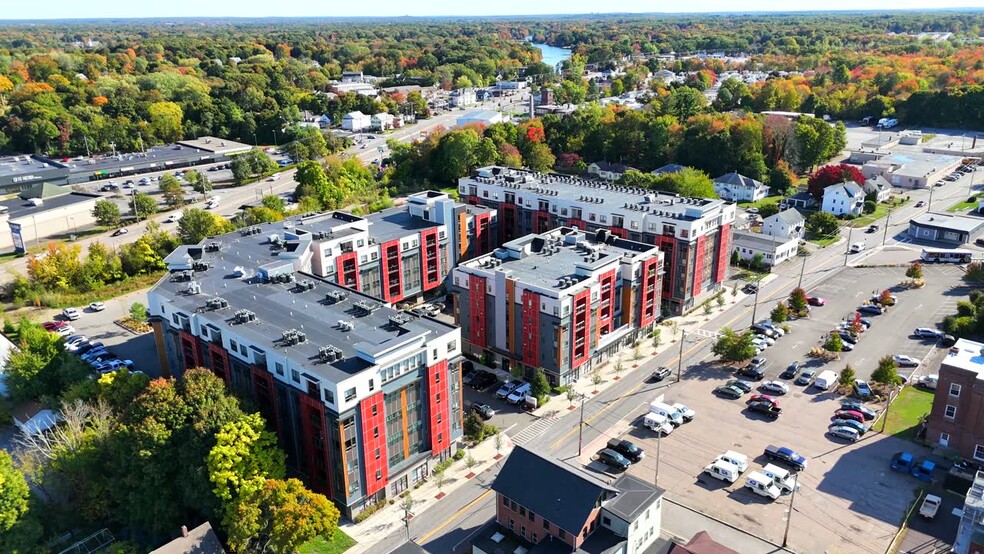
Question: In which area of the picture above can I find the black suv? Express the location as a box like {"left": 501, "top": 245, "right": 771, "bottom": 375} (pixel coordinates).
{"left": 596, "top": 449, "right": 630, "bottom": 472}
{"left": 606, "top": 439, "right": 645, "bottom": 463}
{"left": 469, "top": 371, "right": 498, "bottom": 390}
{"left": 650, "top": 366, "right": 672, "bottom": 382}
{"left": 779, "top": 362, "right": 800, "bottom": 379}
{"left": 737, "top": 366, "right": 765, "bottom": 381}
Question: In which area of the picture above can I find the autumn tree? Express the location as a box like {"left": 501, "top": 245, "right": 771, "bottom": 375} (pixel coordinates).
{"left": 789, "top": 287, "right": 809, "bottom": 314}
{"left": 178, "top": 208, "right": 233, "bottom": 244}
{"left": 159, "top": 174, "right": 186, "bottom": 209}
{"left": 807, "top": 163, "right": 866, "bottom": 200}
{"left": 133, "top": 193, "right": 158, "bottom": 218}
{"left": 225, "top": 479, "right": 340, "bottom": 554}
{"left": 906, "top": 261, "right": 923, "bottom": 280}
{"left": 824, "top": 332, "right": 843, "bottom": 352}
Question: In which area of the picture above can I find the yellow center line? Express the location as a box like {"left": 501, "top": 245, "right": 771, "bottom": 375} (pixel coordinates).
{"left": 548, "top": 380, "right": 647, "bottom": 449}
{"left": 417, "top": 488, "right": 493, "bottom": 543}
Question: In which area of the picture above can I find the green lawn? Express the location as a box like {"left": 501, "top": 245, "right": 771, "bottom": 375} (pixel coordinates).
{"left": 882, "top": 386, "right": 934, "bottom": 441}
{"left": 737, "top": 196, "right": 783, "bottom": 210}
{"left": 805, "top": 231, "right": 840, "bottom": 247}
{"left": 440, "top": 186, "right": 460, "bottom": 200}
{"left": 298, "top": 530, "right": 356, "bottom": 554}
{"left": 848, "top": 204, "right": 890, "bottom": 228}
{"left": 947, "top": 200, "right": 979, "bottom": 213}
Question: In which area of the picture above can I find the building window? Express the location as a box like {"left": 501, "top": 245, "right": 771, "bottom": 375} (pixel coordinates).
{"left": 519, "top": 506, "right": 526, "bottom": 516}
{"left": 945, "top": 405, "right": 957, "bottom": 419}
{"left": 521, "top": 525, "right": 526, "bottom": 538}
{"left": 975, "top": 444, "right": 984, "bottom": 462}
{"left": 509, "top": 519, "right": 514, "bottom": 531}
{"left": 345, "top": 388, "right": 356, "bottom": 402}
{"left": 375, "top": 448, "right": 380, "bottom": 459}
{"left": 436, "top": 413, "right": 441, "bottom": 424}
{"left": 291, "top": 370, "right": 300, "bottom": 383}
{"left": 371, "top": 404, "right": 377, "bottom": 416}
{"left": 950, "top": 383, "right": 961, "bottom": 397}
{"left": 369, "top": 379, "right": 375, "bottom": 392}
{"left": 532, "top": 533, "right": 538, "bottom": 542}
{"left": 602, "top": 516, "right": 611, "bottom": 525}
{"left": 437, "top": 433, "right": 442, "bottom": 444}
{"left": 940, "top": 433, "right": 950, "bottom": 446}
{"left": 230, "top": 340, "right": 238, "bottom": 352}
{"left": 528, "top": 510, "right": 535, "bottom": 522}
{"left": 373, "top": 427, "right": 379, "bottom": 438}
{"left": 275, "top": 362, "right": 284, "bottom": 376}
{"left": 448, "top": 340, "right": 457, "bottom": 352}
{"left": 376, "top": 470, "right": 382, "bottom": 480}
{"left": 544, "top": 520, "right": 550, "bottom": 531}
{"left": 324, "top": 389, "right": 334, "bottom": 404}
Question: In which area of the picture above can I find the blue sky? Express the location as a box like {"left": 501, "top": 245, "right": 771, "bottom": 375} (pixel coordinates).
{"left": 4, "top": 1, "right": 982, "bottom": 19}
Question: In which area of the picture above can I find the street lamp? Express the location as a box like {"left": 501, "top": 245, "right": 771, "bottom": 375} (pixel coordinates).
{"left": 576, "top": 392, "right": 588, "bottom": 457}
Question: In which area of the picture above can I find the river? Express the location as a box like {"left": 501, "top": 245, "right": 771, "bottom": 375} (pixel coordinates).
{"left": 530, "top": 42, "right": 572, "bottom": 72}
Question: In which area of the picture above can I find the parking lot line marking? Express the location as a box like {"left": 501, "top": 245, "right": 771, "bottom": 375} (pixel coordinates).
{"left": 417, "top": 488, "right": 493, "bottom": 544}
{"left": 548, "top": 380, "right": 647, "bottom": 450}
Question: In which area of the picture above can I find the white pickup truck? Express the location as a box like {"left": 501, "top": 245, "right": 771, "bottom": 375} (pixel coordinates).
{"left": 919, "top": 494, "right": 942, "bottom": 519}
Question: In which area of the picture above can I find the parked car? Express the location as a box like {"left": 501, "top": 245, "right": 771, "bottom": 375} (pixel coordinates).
{"left": 650, "top": 366, "right": 672, "bottom": 382}
{"left": 726, "top": 380, "right": 754, "bottom": 393}
{"left": 779, "top": 362, "right": 800, "bottom": 379}
{"left": 751, "top": 325, "right": 778, "bottom": 339}
{"left": 88, "top": 301, "right": 106, "bottom": 312}
{"left": 672, "top": 403, "right": 696, "bottom": 422}
{"left": 469, "top": 371, "right": 498, "bottom": 390}
{"left": 941, "top": 334, "right": 957, "bottom": 347}
{"left": 866, "top": 224, "right": 879, "bottom": 233}
{"left": 596, "top": 449, "right": 630, "bottom": 472}
{"left": 43, "top": 321, "right": 67, "bottom": 331}
{"left": 506, "top": 383, "right": 532, "bottom": 404}
{"left": 839, "top": 401, "right": 877, "bottom": 420}
{"left": 74, "top": 341, "right": 103, "bottom": 356}
{"left": 852, "top": 380, "right": 873, "bottom": 400}
{"left": 495, "top": 379, "right": 524, "bottom": 400}
{"left": 828, "top": 426, "right": 860, "bottom": 442}
{"left": 471, "top": 403, "right": 495, "bottom": 420}
{"left": 893, "top": 354, "right": 921, "bottom": 368}
{"left": 741, "top": 283, "right": 759, "bottom": 295}
{"left": 606, "top": 439, "right": 645, "bottom": 463}
{"left": 747, "top": 400, "right": 782, "bottom": 419}
{"left": 857, "top": 304, "right": 884, "bottom": 315}
{"left": 760, "top": 381, "right": 790, "bottom": 395}
{"left": 919, "top": 495, "right": 942, "bottom": 519}
{"left": 746, "top": 394, "right": 779, "bottom": 406}
{"left": 763, "top": 445, "right": 808, "bottom": 471}
{"left": 807, "top": 297, "right": 826, "bottom": 306}
{"left": 913, "top": 328, "right": 942, "bottom": 338}
{"left": 55, "top": 325, "right": 76, "bottom": 337}
{"left": 830, "top": 419, "right": 868, "bottom": 435}
{"left": 836, "top": 332, "right": 858, "bottom": 345}
{"left": 833, "top": 410, "right": 866, "bottom": 423}
{"left": 112, "top": 228, "right": 129, "bottom": 237}
{"left": 756, "top": 321, "right": 785, "bottom": 336}
{"left": 62, "top": 307, "right": 81, "bottom": 321}
{"left": 715, "top": 385, "right": 745, "bottom": 399}
{"left": 737, "top": 365, "right": 765, "bottom": 381}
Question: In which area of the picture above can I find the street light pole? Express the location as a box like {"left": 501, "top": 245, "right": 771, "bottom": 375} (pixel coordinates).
{"left": 881, "top": 209, "right": 892, "bottom": 246}
{"left": 844, "top": 226, "right": 854, "bottom": 267}
{"left": 798, "top": 254, "right": 808, "bottom": 289}
{"left": 577, "top": 393, "right": 586, "bottom": 457}
{"left": 676, "top": 330, "right": 686, "bottom": 382}
{"left": 782, "top": 472, "right": 800, "bottom": 548}
{"left": 880, "top": 385, "right": 898, "bottom": 433}
{"left": 750, "top": 281, "right": 762, "bottom": 326}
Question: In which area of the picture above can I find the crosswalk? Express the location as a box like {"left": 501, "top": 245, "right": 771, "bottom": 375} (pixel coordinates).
{"left": 509, "top": 414, "right": 559, "bottom": 446}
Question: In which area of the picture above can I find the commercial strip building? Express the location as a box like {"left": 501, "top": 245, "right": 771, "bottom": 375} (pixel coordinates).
{"left": 908, "top": 213, "right": 984, "bottom": 245}
{"left": 0, "top": 182, "right": 101, "bottom": 253}
{"left": 862, "top": 152, "right": 964, "bottom": 189}
{"left": 459, "top": 166, "right": 736, "bottom": 314}
{"left": 731, "top": 230, "right": 799, "bottom": 267}
{"left": 472, "top": 446, "right": 665, "bottom": 554}
{"left": 451, "top": 226, "right": 662, "bottom": 385}
{"left": 148, "top": 217, "right": 467, "bottom": 518}
{"left": 927, "top": 339, "right": 984, "bottom": 461}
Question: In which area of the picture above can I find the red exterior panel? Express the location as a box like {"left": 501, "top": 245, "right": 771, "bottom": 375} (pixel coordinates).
{"left": 567, "top": 218, "right": 586, "bottom": 232}
{"left": 501, "top": 203, "right": 519, "bottom": 242}
{"left": 335, "top": 251, "right": 361, "bottom": 290}
{"left": 474, "top": 212, "right": 492, "bottom": 255}
{"left": 420, "top": 228, "right": 442, "bottom": 291}
{"left": 657, "top": 236, "right": 676, "bottom": 299}
{"left": 639, "top": 257, "right": 661, "bottom": 327}
{"left": 608, "top": 226, "right": 628, "bottom": 239}
{"left": 714, "top": 223, "right": 731, "bottom": 283}
{"left": 469, "top": 275, "right": 487, "bottom": 348}
{"left": 380, "top": 239, "right": 403, "bottom": 303}
{"left": 570, "top": 289, "right": 592, "bottom": 370}
{"left": 597, "top": 269, "right": 616, "bottom": 335}
{"left": 534, "top": 210, "right": 551, "bottom": 234}
{"left": 178, "top": 330, "right": 201, "bottom": 369}
{"left": 298, "top": 393, "right": 333, "bottom": 498}
{"left": 250, "top": 365, "right": 281, "bottom": 436}
{"left": 521, "top": 289, "right": 540, "bottom": 368}
{"left": 206, "top": 343, "right": 230, "bottom": 384}
{"left": 358, "top": 392, "right": 388, "bottom": 497}
{"left": 692, "top": 234, "right": 706, "bottom": 298}
{"left": 427, "top": 360, "right": 451, "bottom": 454}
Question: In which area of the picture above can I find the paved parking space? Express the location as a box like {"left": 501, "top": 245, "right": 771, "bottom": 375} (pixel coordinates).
{"left": 899, "top": 491, "right": 961, "bottom": 554}
{"left": 461, "top": 375, "right": 541, "bottom": 440}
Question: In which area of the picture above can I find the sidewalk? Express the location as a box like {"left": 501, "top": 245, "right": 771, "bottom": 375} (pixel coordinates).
{"left": 341, "top": 433, "right": 515, "bottom": 554}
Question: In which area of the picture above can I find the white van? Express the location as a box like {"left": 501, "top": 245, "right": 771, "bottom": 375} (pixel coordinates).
{"left": 850, "top": 242, "right": 866, "bottom": 253}
{"left": 761, "top": 463, "right": 796, "bottom": 493}
{"left": 703, "top": 460, "right": 739, "bottom": 483}
{"left": 642, "top": 413, "right": 674, "bottom": 436}
{"left": 744, "top": 471, "right": 782, "bottom": 500}
{"left": 814, "top": 370, "right": 838, "bottom": 391}
{"left": 715, "top": 451, "right": 749, "bottom": 472}
{"left": 649, "top": 401, "right": 683, "bottom": 426}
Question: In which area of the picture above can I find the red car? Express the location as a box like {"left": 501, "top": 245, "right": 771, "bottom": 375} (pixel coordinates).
{"left": 832, "top": 410, "right": 865, "bottom": 423}
{"left": 808, "top": 297, "right": 826, "bottom": 306}
{"left": 42, "top": 321, "right": 67, "bottom": 331}
{"left": 746, "top": 394, "right": 779, "bottom": 407}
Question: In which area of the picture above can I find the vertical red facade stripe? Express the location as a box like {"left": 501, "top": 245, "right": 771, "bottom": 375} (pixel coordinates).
{"left": 207, "top": 343, "right": 230, "bottom": 384}
{"left": 475, "top": 212, "right": 492, "bottom": 255}
{"left": 567, "top": 218, "right": 586, "bottom": 232}
{"left": 597, "top": 269, "right": 616, "bottom": 335}
{"left": 380, "top": 239, "right": 403, "bottom": 303}
{"left": 609, "top": 226, "right": 627, "bottom": 239}
{"left": 420, "top": 228, "right": 441, "bottom": 291}
{"left": 178, "top": 331, "right": 201, "bottom": 368}
{"left": 692, "top": 234, "right": 706, "bottom": 298}
{"left": 298, "top": 393, "right": 333, "bottom": 498}
{"left": 335, "top": 251, "right": 361, "bottom": 290}
{"left": 250, "top": 366, "right": 281, "bottom": 436}
{"left": 359, "top": 392, "right": 388, "bottom": 496}
{"left": 714, "top": 223, "right": 731, "bottom": 283}
{"left": 521, "top": 289, "right": 539, "bottom": 368}
{"left": 469, "top": 274, "right": 487, "bottom": 348}
{"left": 570, "top": 289, "right": 592, "bottom": 370}
{"left": 639, "top": 257, "right": 660, "bottom": 327}
{"left": 657, "top": 236, "right": 676, "bottom": 299}
{"left": 427, "top": 360, "right": 451, "bottom": 455}
{"left": 501, "top": 203, "right": 518, "bottom": 242}
{"left": 534, "top": 210, "right": 551, "bottom": 234}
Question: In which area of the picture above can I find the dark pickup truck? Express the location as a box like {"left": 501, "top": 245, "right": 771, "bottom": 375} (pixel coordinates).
{"left": 747, "top": 400, "right": 782, "bottom": 420}
{"left": 764, "top": 445, "right": 808, "bottom": 471}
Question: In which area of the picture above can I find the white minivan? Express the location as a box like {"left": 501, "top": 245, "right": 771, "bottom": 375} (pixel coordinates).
{"left": 745, "top": 471, "right": 782, "bottom": 500}
{"left": 850, "top": 242, "right": 866, "bottom": 253}
{"left": 649, "top": 401, "right": 683, "bottom": 426}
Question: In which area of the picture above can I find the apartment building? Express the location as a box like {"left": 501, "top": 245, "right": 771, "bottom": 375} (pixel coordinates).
{"left": 147, "top": 208, "right": 482, "bottom": 518}
{"left": 926, "top": 338, "right": 984, "bottom": 461}
{"left": 451, "top": 226, "right": 662, "bottom": 385}
{"left": 472, "top": 446, "right": 664, "bottom": 554}
{"left": 955, "top": 471, "right": 984, "bottom": 554}
{"left": 459, "top": 166, "right": 735, "bottom": 314}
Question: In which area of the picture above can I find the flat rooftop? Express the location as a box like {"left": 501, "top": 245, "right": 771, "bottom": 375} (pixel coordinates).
{"left": 176, "top": 136, "right": 251, "bottom": 155}
{"left": 60, "top": 144, "right": 229, "bottom": 176}
{"left": 911, "top": 212, "right": 984, "bottom": 233}
{"left": 732, "top": 230, "right": 797, "bottom": 249}
{"left": 364, "top": 209, "right": 441, "bottom": 243}
{"left": 872, "top": 152, "right": 963, "bottom": 178}
{"left": 154, "top": 218, "right": 456, "bottom": 384}
{"left": 468, "top": 166, "right": 727, "bottom": 221}
{"left": 462, "top": 226, "right": 659, "bottom": 290}
{"left": 0, "top": 155, "right": 67, "bottom": 178}
{"left": 0, "top": 191, "right": 99, "bottom": 220}
{"left": 943, "top": 338, "right": 984, "bottom": 379}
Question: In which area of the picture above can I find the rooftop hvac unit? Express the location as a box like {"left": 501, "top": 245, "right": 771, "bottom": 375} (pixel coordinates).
{"left": 187, "top": 282, "right": 201, "bottom": 295}
{"left": 205, "top": 242, "right": 220, "bottom": 252}
{"left": 233, "top": 266, "right": 246, "bottom": 277}
{"left": 325, "top": 290, "right": 346, "bottom": 303}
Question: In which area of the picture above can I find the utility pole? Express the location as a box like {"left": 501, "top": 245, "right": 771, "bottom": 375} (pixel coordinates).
{"left": 83, "top": 134, "right": 91, "bottom": 158}
{"left": 797, "top": 254, "right": 808, "bottom": 289}
{"left": 750, "top": 280, "right": 762, "bottom": 326}
{"left": 676, "top": 330, "right": 686, "bottom": 382}
{"left": 880, "top": 385, "right": 898, "bottom": 433}
{"left": 654, "top": 431, "right": 662, "bottom": 488}
{"left": 881, "top": 209, "right": 892, "bottom": 245}
{"left": 577, "top": 393, "right": 586, "bottom": 457}
{"left": 844, "top": 226, "right": 853, "bottom": 267}
{"left": 928, "top": 185, "right": 935, "bottom": 211}
{"left": 782, "top": 472, "right": 799, "bottom": 548}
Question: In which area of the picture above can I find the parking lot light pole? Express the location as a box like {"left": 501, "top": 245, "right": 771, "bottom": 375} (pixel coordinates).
{"left": 880, "top": 385, "right": 899, "bottom": 433}
{"left": 782, "top": 472, "right": 800, "bottom": 548}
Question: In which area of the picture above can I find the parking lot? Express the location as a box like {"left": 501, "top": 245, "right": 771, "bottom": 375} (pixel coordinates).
{"left": 571, "top": 263, "right": 968, "bottom": 553}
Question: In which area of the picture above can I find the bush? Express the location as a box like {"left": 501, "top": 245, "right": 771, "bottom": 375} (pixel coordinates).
{"left": 464, "top": 412, "right": 485, "bottom": 442}
{"left": 354, "top": 501, "right": 385, "bottom": 523}
{"left": 552, "top": 385, "right": 569, "bottom": 395}
{"left": 482, "top": 423, "right": 498, "bottom": 439}
{"left": 129, "top": 302, "right": 148, "bottom": 321}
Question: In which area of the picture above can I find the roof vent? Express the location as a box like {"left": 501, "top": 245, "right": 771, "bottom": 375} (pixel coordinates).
{"left": 187, "top": 281, "right": 201, "bottom": 295}
{"left": 234, "top": 309, "right": 256, "bottom": 323}
{"left": 325, "top": 290, "right": 347, "bottom": 303}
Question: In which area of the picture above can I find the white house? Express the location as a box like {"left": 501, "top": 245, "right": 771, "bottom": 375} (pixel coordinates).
{"left": 713, "top": 172, "right": 769, "bottom": 202}
{"left": 588, "top": 161, "right": 636, "bottom": 182}
{"left": 450, "top": 88, "right": 477, "bottom": 107}
{"left": 862, "top": 175, "right": 892, "bottom": 203}
{"left": 821, "top": 181, "right": 865, "bottom": 216}
{"left": 341, "top": 111, "right": 372, "bottom": 132}
{"left": 762, "top": 208, "right": 805, "bottom": 240}
{"left": 732, "top": 230, "right": 799, "bottom": 267}
{"left": 370, "top": 113, "right": 394, "bottom": 132}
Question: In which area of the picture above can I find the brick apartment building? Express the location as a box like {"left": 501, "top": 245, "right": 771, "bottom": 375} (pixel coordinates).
{"left": 458, "top": 166, "right": 736, "bottom": 314}
{"left": 148, "top": 208, "right": 472, "bottom": 518}
{"left": 471, "top": 446, "right": 664, "bottom": 554}
{"left": 451, "top": 226, "right": 663, "bottom": 385}
{"left": 926, "top": 338, "right": 984, "bottom": 461}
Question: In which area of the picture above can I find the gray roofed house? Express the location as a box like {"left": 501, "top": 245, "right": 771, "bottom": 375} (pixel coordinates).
{"left": 821, "top": 181, "right": 865, "bottom": 217}
{"left": 785, "top": 191, "right": 816, "bottom": 209}
{"left": 652, "top": 164, "right": 686, "bottom": 176}
{"left": 588, "top": 161, "right": 637, "bottom": 181}
{"left": 713, "top": 172, "right": 769, "bottom": 202}
{"left": 862, "top": 175, "right": 892, "bottom": 203}
{"left": 761, "top": 208, "right": 805, "bottom": 240}
{"left": 150, "top": 522, "right": 225, "bottom": 554}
